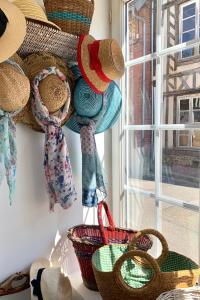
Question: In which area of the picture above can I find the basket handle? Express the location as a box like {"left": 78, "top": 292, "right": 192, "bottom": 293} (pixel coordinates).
{"left": 129, "top": 229, "right": 169, "bottom": 265}
{"left": 113, "top": 250, "right": 161, "bottom": 296}
{"left": 0, "top": 273, "right": 30, "bottom": 296}
{"left": 98, "top": 201, "right": 115, "bottom": 245}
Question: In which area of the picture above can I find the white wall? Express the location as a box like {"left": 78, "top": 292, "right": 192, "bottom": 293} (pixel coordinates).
{"left": 0, "top": 0, "right": 110, "bottom": 286}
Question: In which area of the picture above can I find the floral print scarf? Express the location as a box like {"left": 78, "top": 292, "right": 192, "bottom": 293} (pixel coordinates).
{"left": 31, "top": 67, "right": 77, "bottom": 211}
{"left": 0, "top": 59, "right": 24, "bottom": 204}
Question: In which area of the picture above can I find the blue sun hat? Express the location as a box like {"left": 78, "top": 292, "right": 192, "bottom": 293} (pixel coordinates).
{"left": 65, "top": 66, "right": 122, "bottom": 134}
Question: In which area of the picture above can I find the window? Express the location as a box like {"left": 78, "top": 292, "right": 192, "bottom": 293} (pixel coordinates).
{"left": 177, "top": 96, "right": 200, "bottom": 147}
{"left": 180, "top": 1, "right": 200, "bottom": 58}
{"left": 112, "top": 0, "right": 200, "bottom": 264}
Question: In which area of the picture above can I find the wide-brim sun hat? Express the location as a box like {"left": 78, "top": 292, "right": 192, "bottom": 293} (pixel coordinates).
{"left": 14, "top": 52, "right": 74, "bottom": 131}
{"left": 0, "top": 0, "right": 26, "bottom": 63}
{"left": 30, "top": 258, "right": 72, "bottom": 300}
{"left": 17, "top": 20, "right": 78, "bottom": 64}
{"left": 13, "top": 0, "right": 60, "bottom": 30}
{"left": 0, "top": 54, "right": 30, "bottom": 112}
{"left": 77, "top": 34, "right": 125, "bottom": 94}
{"left": 66, "top": 76, "right": 122, "bottom": 134}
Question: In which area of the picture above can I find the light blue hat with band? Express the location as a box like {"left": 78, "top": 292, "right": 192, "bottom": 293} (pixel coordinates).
{"left": 65, "top": 66, "right": 122, "bottom": 134}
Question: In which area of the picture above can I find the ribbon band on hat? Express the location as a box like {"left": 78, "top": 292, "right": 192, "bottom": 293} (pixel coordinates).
{"left": 31, "top": 67, "right": 77, "bottom": 211}
{"left": 31, "top": 268, "right": 45, "bottom": 300}
{"left": 88, "top": 41, "right": 111, "bottom": 83}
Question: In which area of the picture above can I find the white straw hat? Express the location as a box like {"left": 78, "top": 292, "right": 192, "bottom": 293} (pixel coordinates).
{"left": 30, "top": 258, "right": 72, "bottom": 300}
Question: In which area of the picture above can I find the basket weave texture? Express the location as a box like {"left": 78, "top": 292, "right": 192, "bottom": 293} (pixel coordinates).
{"left": 67, "top": 201, "right": 152, "bottom": 291}
{"left": 156, "top": 286, "right": 200, "bottom": 299}
{"left": 92, "top": 229, "right": 200, "bottom": 300}
{"left": 44, "top": 0, "right": 94, "bottom": 36}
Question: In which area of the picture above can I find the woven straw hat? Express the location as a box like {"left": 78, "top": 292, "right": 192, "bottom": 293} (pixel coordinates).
{"left": 13, "top": 0, "right": 60, "bottom": 30}
{"left": 78, "top": 35, "right": 125, "bottom": 94}
{"left": 0, "top": 54, "right": 30, "bottom": 112}
{"left": 30, "top": 258, "right": 72, "bottom": 300}
{"left": 66, "top": 66, "right": 122, "bottom": 134}
{"left": 0, "top": 0, "right": 26, "bottom": 63}
{"left": 14, "top": 52, "right": 74, "bottom": 131}
{"left": 17, "top": 21, "right": 78, "bottom": 64}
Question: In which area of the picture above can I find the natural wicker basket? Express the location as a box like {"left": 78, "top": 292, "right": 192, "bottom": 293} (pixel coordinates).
{"left": 156, "top": 287, "right": 200, "bottom": 299}
{"left": 44, "top": 0, "right": 94, "bottom": 36}
{"left": 67, "top": 201, "right": 152, "bottom": 291}
{"left": 92, "top": 229, "right": 200, "bottom": 300}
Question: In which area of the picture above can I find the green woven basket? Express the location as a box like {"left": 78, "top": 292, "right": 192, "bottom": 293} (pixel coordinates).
{"left": 92, "top": 229, "right": 200, "bottom": 300}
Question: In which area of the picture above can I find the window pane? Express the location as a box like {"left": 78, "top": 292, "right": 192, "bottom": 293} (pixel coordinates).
{"left": 193, "top": 111, "right": 200, "bottom": 122}
{"left": 182, "top": 30, "right": 195, "bottom": 42}
{"left": 127, "top": 131, "right": 155, "bottom": 192}
{"left": 180, "top": 99, "right": 189, "bottom": 111}
{"left": 162, "top": 130, "right": 200, "bottom": 205}
{"left": 182, "top": 48, "right": 194, "bottom": 58}
{"left": 161, "top": 203, "right": 199, "bottom": 263}
{"left": 183, "top": 16, "right": 195, "bottom": 32}
{"left": 126, "top": 0, "right": 155, "bottom": 60}
{"left": 192, "top": 130, "right": 200, "bottom": 147}
{"left": 183, "top": 3, "right": 196, "bottom": 19}
{"left": 126, "top": 192, "right": 156, "bottom": 230}
{"left": 127, "top": 62, "right": 154, "bottom": 125}
{"left": 162, "top": 52, "right": 199, "bottom": 124}
{"left": 193, "top": 98, "right": 200, "bottom": 109}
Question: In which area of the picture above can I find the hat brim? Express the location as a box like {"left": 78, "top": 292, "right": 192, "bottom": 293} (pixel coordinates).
{"left": 66, "top": 81, "right": 122, "bottom": 134}
{"left": 30, "top": 258, "right": 50, "bottom": 294}
{"left": 18, "top": 21, "right": 78, "bottom": 63}
{"left": 77, "top": 35, "right": 109, "bottom": 94}
{"left": 0, "top": 0, "right": 26, "bottom": 63}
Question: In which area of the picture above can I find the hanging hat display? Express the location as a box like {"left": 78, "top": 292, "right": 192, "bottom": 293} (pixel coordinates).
{"left": 65, "top": 67, "right": 122, "bottom": 207}
{"left": 13, "top": 0, "right": 60, "bottom": 30}
{"left": 14, "top": 52, "right": 75, "bottom": 132}
{"left": 0, "top": 0, "right": 26, "bottom": 63}
{"left": 44, "top": 0, "right": 94, "bottom": 36}
{"left": 31, "top": 67, "right": 77, "bottom": 211}
{"left": 18, "top": 21, "right": 78, "bottom": 64}
{"left": 77, "top": 34, "right": 125, "bottom": 93}
{"left": 30, "top": 258, "right": 72, "bottom": 300}
{"left": 0, "top": 55, "right": 30, "bottom": 204}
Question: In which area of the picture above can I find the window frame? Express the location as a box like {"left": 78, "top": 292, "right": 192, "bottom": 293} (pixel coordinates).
{"left": 111, "top": 0, "right": 200, "bottom": 260}
{"left": 179, "top": 0, "right": 200, "bottom": 59}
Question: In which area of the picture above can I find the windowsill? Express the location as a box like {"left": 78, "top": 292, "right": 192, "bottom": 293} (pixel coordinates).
{"left": 176, "top": 54, "right": 200, "bottom": 66}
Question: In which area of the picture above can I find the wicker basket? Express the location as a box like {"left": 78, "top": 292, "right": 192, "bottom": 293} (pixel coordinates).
{"left": 44, "top": 0, "right": 94, "bottom": 36}
{"left": 67, "top": 201, "right": 152, "bottom": 291}
{"left": 92, "top": 229, "right": 200, "bottom": 300}
{"left": 156, "top": 287, "right": 200, "bottom": 299}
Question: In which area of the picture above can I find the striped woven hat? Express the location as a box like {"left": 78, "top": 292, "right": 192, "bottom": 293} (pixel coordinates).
{"left": 78, "top": 35, "right": 125, "bottom": 94}
{"left": 66, "top": 67, "right": 122, "bottom": 134}
{"left": 13, "top": 0, "right": 60, "bottom": 30}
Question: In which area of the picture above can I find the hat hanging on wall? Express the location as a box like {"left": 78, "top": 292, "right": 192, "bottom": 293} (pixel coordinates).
{"left": 0, "top": 0, "right": 26, "bottom": 63}
{"left": 0, "top": 55, "right": 30, "bottom": 204}
{"left": 77, "top": 34, "right": 125, "bottom": 94}
{"left": 13, "top": 0, "right": 60, "bottom": 30}
{"left": 30, "top": 258, "right": 72, "bottom": 300}
{"left": 66, "top": 66, "right": 122, "bottom": 134}
{"left": 65, "top": 66, "right": 122, "bottom": 207}
{"left": 14, "top": 52, "right": 75, "bottom": 132}
{"left": 44, "top": 0, "right": 94, "bottom": 36}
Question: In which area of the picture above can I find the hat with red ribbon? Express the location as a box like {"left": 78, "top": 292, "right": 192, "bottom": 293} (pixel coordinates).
{"left": 77, "top": 34, "right": 125, "bottom": 94}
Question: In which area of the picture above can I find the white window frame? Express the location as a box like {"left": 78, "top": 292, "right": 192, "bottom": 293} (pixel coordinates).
{"left": 180, "top": 0, "right": 200, "bottom": 58}
{"left": 177, "top": 95, "right": 200, "bottom": 148}
{"left": 111, "top": 0, "right": 200, "bottom": 260}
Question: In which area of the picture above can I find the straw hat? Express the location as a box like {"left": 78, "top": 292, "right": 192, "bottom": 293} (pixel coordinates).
{"left": 77, "top": 35, "right": 125, "bottom": 94}
{"left": 13, "top": 0, "right": 60, "bottom": 30}
{"left": 17, "top": 20, "right": 78, "bottom": 64}
{"left": 66, "top": 66, "right": 122, "bottom": 134}
{"left": 30, "top": 258, "right": 72, "bottom": 300}
{"left": 0, "top": 54, "right": 30, "bottom": 112}
{"left": 14, "top": 52, "right": 74, "bottom": 131}
{"left": 0, "top": 0, "right": 26, "bottom": 63}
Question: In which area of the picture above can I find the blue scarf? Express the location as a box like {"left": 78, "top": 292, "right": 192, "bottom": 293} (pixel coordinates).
{"left": 0, "top": 60, "right": 24, "bottom": 204}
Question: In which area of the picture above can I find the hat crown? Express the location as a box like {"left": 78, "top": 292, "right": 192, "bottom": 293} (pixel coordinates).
{"left": 74, "top": 78, "right": 103, "bottom": 117}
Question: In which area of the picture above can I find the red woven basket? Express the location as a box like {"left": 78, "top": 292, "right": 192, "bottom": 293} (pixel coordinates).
{"left": 67, "top": 201, "right": 152, "bottom": 291}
